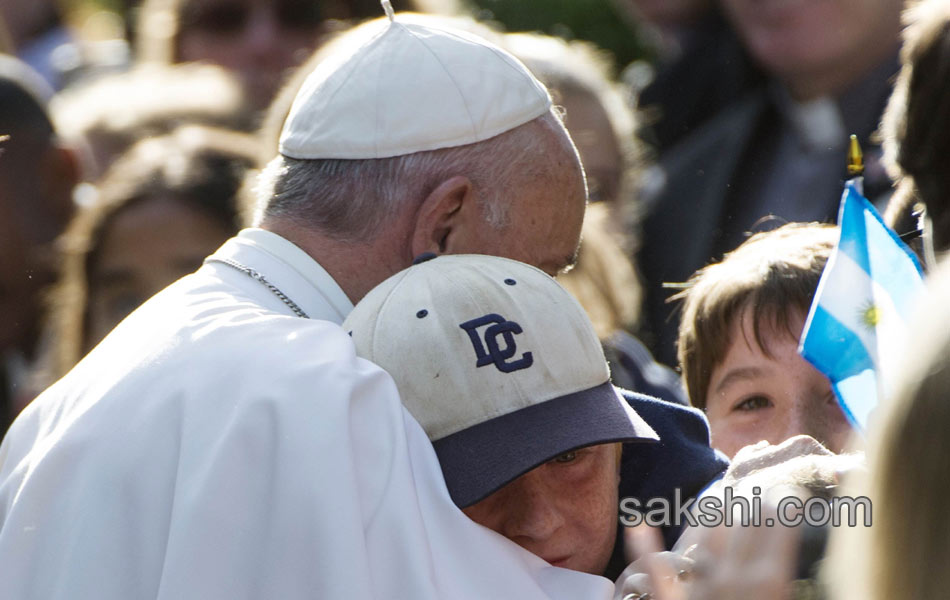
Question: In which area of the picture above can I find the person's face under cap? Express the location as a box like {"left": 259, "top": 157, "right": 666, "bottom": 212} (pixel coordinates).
{"left": 462, "top": 443, "right": 621, "bottom": 575}
{"left": 343, "top": 255, "right": 658, "bottom": 576}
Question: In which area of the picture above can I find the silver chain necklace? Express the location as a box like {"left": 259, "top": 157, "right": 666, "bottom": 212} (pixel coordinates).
{"left": 204, "top": 257, "right": 310, "bottom": 319}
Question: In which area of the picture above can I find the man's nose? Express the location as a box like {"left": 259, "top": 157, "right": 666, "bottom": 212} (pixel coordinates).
{"left": 503, "top": 472, "right": 565, "bottom": 543}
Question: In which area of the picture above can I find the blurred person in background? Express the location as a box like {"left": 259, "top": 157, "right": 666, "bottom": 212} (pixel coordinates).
{"left": 0, "top": 0, "right": 72, "bottom": 88}
{"left": 638, "top": 0, "right": 904, "bottom": 366}
{"left": 676, "top": 223, "right": 852, "bottom": 458}
{"left": 0, "top": 0, "right": 130, "bottom": 90}
{"left": 51, "top": 62, "right": 251, "bottom": 179}
{"left": 504, "top": 32, "right": 687, "bottom": 406}
{"left": 135, "top": 0, "right": 428, "bottom": 110}
{"left": 504, "top": 33, "right": 639, "bottom": 210}
{"left": 882, "top": 0, "right": 950, "bottom": 267}
{"left": 825, "top": 258, "right": 950, "bottom": 600}
{"left": 39, "top": 125, "right": 254, "bottom": 385}
{"left": 610, "top": 0, "right": 763, "bottom": 153}
{"left": 0, "top": 54, "right": 77, "bottom": 435}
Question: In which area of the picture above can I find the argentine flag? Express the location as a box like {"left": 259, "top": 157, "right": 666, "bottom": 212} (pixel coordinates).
{"left": 799, "top": 181, "right": 924, "bottom": 432}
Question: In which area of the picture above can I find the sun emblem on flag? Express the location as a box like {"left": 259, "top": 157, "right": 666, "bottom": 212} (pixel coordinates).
{"left": 860, "top": 301, "right": 881, "bottom": 329}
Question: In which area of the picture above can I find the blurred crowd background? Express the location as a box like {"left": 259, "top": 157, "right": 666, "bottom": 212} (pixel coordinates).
{"left": 6, "top": 0, "right": 950, "bottom": 598}
{"left": 0, "top": 0, "right": 750, "bottom": 432}
{"left": 4, "top": 0, "right": 941, "bottom": 438}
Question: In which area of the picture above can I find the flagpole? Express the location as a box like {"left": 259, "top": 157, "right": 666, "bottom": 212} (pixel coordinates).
{"left": 847, "top": 134, "right": 864, "bottom": 195}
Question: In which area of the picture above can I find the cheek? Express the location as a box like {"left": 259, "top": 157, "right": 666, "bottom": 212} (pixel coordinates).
{"left": 704, "top": 399, "right": 753, "bottom": 455}
{"left": 709, "top": 413, "right": 779, "bottom": 459}
{"left": 460, "top": 497, "right": 506, "bottom": 533}
{"left": 820, "top": 401, "right": 856, "bottom": 453}
{"left": 566, "top": 464, "right": 619, "bottom": 545}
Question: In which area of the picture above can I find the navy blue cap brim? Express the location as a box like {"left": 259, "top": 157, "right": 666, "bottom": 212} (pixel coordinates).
{"left": 432, "top": 381, "right": 660, "bottom": 508}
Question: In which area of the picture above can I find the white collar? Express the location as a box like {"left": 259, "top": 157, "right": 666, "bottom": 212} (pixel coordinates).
{"left": 209, "top": 228, "right": 354, "bottom": 323}
{"left": 771, "top": 84, "right": 845, "bottom": 153}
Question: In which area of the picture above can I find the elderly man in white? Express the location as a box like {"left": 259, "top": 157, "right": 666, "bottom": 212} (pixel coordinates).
{"left": 0, "top": 8, "right": 610, "bottom": 600}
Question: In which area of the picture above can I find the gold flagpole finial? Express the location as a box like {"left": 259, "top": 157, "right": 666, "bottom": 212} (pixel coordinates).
{"left": 847, "top": 134, "right": 864, "bottom": 177}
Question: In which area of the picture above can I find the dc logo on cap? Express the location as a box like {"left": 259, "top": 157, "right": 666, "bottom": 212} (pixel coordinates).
{"left": 459, "top": 313, "right": 534, "bottom": 373}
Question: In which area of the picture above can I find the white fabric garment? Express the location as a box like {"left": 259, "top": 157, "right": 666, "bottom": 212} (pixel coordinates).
{"left": 0, "top": 229, "right": 612, "bottom": 599}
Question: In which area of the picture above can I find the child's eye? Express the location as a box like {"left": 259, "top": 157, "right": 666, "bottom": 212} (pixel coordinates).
{"left": 734, "top": 396, "right": 772, "bottom": 412}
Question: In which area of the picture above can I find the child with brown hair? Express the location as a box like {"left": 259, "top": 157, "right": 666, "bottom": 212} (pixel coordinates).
{"left": 676, "top": 223, "right": 853, "bottom": 457}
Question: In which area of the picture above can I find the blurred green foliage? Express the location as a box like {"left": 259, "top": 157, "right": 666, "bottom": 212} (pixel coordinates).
{"left": 469, "top": 0, "right": 651, "bottom": 69}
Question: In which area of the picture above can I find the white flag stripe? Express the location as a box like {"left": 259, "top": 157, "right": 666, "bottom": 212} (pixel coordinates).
{"left": 863, "top": 208, "right": 924, "bottom": 311}
{"left": 816, "top": 250, "right": 880, "bottom": 366}
{"left": 869, "top": 274, "right": 909, "bottom": 390}
{"left": 835, "top": 369, "right": 878, "bottom": 428}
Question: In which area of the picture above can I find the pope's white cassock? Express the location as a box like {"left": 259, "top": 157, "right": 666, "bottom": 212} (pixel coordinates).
{"left": 0, "top": 229, "right": 613, "bottom": 599}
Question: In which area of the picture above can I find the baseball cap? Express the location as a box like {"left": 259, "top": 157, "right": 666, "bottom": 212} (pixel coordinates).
{"left": 278, "top": 11, "right": 552, "bottom": 160}
{"left": 343, "top": 254, "right": 659, "bottom": 507}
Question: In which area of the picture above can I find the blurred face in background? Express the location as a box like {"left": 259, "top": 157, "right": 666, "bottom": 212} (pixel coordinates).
{"left": 721, "top": 0, "right": 902, "bottom": 99}
{"left": 85, "top": 194, "right": 232, "bottom": 349}
{"left": 176, "top": 0, "right": 348, "bottom": 108}
{"left": 559, "top": 85, "right": 622, "bottom": 205}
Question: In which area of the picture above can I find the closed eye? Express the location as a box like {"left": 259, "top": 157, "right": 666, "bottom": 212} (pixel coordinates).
{"left": 552, "top": 450, "right": 578, "bottom": 464}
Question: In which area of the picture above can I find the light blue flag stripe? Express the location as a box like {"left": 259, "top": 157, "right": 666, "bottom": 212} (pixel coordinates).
{"left": 833, "top": 370, "right": 878, "bottom": 430}
{"left": 803, "top": 305, "right": 875, "bottom": 380}
{"left": 799, "top": 181, "right": 924, "bottom": 432}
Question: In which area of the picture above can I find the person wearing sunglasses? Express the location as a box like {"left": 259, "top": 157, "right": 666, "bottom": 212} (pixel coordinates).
{"left": 136, "top": 0, "right": 397, "bottom": 109}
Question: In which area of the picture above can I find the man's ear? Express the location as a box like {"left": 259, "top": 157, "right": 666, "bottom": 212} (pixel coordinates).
{"left": 410, "top": 175, "right": 474, "bottom": 257}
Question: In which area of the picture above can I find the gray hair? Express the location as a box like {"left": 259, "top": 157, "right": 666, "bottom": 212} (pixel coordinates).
{"left": 254, "top": 110, "right": 569, "bottom": 241}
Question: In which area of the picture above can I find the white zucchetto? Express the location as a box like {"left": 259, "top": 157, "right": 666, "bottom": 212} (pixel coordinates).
{"left": 279, "top": 14, "right": 552, "bottom": 160}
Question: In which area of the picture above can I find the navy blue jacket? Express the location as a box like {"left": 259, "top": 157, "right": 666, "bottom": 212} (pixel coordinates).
{"left": 604, "top": 391, "right": 729, "bottom": 579}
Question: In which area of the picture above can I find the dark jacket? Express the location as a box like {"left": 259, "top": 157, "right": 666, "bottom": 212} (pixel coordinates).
{"left": 637, "top": 7, "right": 764, "bottom": 154}
{"left": 605, "top": 390, "right": 729, "bottom": 579}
